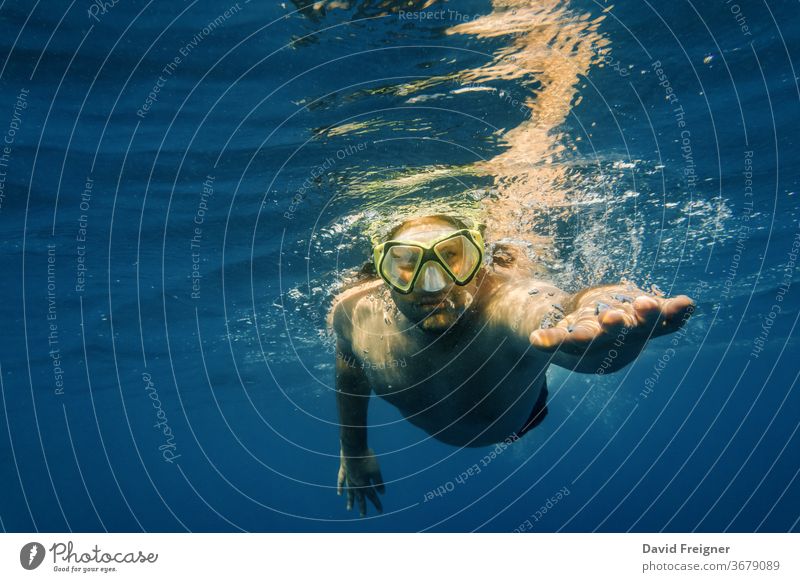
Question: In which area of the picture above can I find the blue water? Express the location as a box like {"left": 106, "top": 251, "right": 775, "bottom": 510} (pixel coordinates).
{"left": 1, "top": 0, "right": 799, "bottom": 532}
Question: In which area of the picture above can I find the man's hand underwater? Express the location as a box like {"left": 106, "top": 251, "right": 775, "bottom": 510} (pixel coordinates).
{"left": 530, "top": 283, "right": 696, "bottom": 355}
{"left": 338, "top": 447, "right": 385, "bottom": 517}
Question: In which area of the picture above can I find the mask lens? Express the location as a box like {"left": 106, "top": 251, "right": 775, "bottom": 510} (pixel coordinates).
{"left": 381, "top": 245, "right": 423, "bottom": 291}
{"left": 434, "top": 235, "right": 481, "bottom": 282}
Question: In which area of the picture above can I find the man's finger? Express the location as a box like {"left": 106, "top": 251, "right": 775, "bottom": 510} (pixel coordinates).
{"left": 662, "top": 295, "right": 695, "bottom": 322}
{"left": 651, "top": 296, "right": 695, "bottom": 335}
{"left": 346, "top": 487, "right": 354, "bottom": 511}
{"left": 373, "top": 469, "right": 386, "bottom": 494}
{"left": 530, "top": 327, "right": 568, "bottom": 351}
{"left": 598, "top": 308, "right": 634, "bottom": 330}
{"left": 632, "top": 296, "right": 661, "bottom": 326}
{"left": 337, "top": 467, "right": 345, "bottom": 496}
{"left": 357, "top": 491, "right": 367, "bottom": 518}
{"left": 364, "top": 487, "right": 383, "bottom": 514}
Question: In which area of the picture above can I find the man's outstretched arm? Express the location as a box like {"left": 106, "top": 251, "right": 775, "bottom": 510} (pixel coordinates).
{"left": 528, "top": 283, "right": 695, "bottom": 373}
{"left": 486, "top": 278, "right": 694, "bottom": 373}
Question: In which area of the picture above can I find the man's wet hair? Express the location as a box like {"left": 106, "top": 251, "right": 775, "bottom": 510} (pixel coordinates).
{"left": 384, "top": 214, "right": 539, "bottom": 276}
{"left": 336, "top": 215, "right": 477, "bottom": 292}
{"left": 384, "top": 214, "right": 473, "bottom": 242}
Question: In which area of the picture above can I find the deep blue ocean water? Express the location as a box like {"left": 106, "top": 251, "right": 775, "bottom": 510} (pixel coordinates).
{"left": 0, "top": 0, "right": 798, "bottom": 532}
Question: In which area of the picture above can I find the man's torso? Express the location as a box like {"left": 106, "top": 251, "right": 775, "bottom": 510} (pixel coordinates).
{"left": 343, "top": 281, "right": 548, "bottom": 446}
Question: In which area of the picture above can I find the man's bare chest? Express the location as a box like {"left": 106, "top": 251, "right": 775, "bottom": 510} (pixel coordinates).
{"left": 351, "top": 317, "right": 538, "bottom": 408}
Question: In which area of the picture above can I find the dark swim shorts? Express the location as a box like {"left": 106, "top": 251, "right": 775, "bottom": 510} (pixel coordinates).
{"left": 511, "top": 379, "right": 549, "bottom": 440}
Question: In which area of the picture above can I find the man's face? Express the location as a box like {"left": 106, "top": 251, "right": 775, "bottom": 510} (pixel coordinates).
{"left": 383, "top": 218, "right": 482, "bottom": 333}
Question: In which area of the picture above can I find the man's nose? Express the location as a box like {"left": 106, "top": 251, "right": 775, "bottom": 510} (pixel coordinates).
{"left": 416, "top": 261, "right": 450, "bottom": 292}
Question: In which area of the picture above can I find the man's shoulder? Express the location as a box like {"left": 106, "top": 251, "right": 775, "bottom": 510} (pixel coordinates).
{"left": 327, "top": 279, "right": 384, "bottom": 339}
{"left": 488, "top": 241, "right": 543, "bottom": 275}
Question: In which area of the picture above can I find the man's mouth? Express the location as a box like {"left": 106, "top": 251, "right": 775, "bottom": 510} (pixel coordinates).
{"left": 417, "top": 295, "right": 458, "bottom": 309}
{"left": 417, "top": 295, "right": 446, "bottom": 306}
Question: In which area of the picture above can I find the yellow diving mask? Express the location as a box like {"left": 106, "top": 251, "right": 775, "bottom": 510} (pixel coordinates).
{"left": 373, "top": 228, "right": 484, "bottom": 294}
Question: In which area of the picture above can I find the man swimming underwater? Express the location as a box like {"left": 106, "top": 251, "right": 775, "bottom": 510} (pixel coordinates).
{"left": 328, "top": 214, "right": 695, "bottom": 516}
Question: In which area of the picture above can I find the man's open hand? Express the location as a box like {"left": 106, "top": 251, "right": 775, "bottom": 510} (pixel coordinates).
{"left": 529, "top": 284, "right": 695, "bottom": 355}
{"left": 338, "top": 447, "right": 385, "bottom": 517}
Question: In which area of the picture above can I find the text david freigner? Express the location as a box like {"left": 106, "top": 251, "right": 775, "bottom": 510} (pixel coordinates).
{"left": 643, "top": 543, "right": 730, "bottom": 557}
